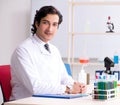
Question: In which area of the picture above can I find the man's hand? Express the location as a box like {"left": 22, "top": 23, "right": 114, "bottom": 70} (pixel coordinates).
{"left": 65, "top": 82, "right": 87, "bottom": 94}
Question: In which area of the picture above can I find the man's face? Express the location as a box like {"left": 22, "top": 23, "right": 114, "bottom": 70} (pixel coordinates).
{"left": 35, "top": 14, "right": 59, "bottom": 43}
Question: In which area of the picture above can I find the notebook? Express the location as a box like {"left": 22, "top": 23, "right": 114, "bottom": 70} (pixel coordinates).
{"left": 32, "top": 93, "right": 89, "bottom": 99}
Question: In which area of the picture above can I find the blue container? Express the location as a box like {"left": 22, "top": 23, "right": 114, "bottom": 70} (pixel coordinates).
{"left": 114, "top": 55, "right": 119, "bottom": 64}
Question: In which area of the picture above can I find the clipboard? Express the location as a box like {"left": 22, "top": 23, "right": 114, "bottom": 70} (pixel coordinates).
{"left": 32, "top": 93, "right": 89, "bottom": 99}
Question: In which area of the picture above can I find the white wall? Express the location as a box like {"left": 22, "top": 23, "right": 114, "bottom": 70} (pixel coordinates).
{"left": 0, "top": 0, "right": 31, "bottom": 65}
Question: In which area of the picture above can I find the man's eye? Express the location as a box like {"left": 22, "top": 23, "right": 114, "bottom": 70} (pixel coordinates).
{"left": 41, "top": 21, "right": 49, "bottom": 25}
{"left": 53, "top": 23, "right": 58, "bottom": 27}
{"left": 43, "top": 21, "right": 48, "bottom": 24}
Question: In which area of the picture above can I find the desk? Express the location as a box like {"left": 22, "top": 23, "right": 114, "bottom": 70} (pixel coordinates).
{"left": 4, "top": 95, "right": 120, "bottom": 105}
{"left": 4, "top": 85, "right": 120, "bottom": 105}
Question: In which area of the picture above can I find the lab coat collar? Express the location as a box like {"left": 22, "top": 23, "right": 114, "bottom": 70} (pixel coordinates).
{"left": 32, "top": 34, "right": 51, "bottom": 55}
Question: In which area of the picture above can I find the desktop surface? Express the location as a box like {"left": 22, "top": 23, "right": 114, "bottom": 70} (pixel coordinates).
{"left": 4, "top": 95, "right": 120, "bottom": 105}
{"left": 4, "top": 85, "right": 120, "bottom": 105}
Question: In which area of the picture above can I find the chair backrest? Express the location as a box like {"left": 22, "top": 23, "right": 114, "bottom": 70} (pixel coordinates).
{"left": 64, "top": 63, "right": 72, "bottom": 77}
{"left": 0, "top": 65, "right": 11, "bottom": 102}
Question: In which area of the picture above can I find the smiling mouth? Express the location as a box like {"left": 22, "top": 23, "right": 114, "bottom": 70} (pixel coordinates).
{"left": 45, "top": 32, "right": 52, "bottom": 35}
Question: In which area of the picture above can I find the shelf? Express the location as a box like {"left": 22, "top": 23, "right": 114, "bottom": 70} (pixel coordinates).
{"left": 66, "top": 58, "right": 104, "bottom": 66}
{"left": 68, "top": 32, "right": 120, "bottom": 35}
{"left": 69, "top": 1, "right": 120, "bottom": 6}
{"left": 70, "top": 62, "right": 104, "bottom": 66}
{"left": 67, "top": 1, "right": 120, "bottom": 69}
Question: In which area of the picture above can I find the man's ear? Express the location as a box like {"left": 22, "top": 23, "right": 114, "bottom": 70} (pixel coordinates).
{"left": 35, "top": 21, "right": 39, "bottom": 28}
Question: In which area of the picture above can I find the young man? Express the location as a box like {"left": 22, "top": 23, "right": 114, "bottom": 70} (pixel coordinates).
{"left": 10, "top": 5, "right": 86, "bottom": 100}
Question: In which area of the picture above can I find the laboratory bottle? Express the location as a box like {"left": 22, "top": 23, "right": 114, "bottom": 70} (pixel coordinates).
{"left": 113, "top": 51, "right": 120, "bottom": 71}
{"left": 78, "top": 68, "right": 87, "bottom": 85}
{"left": 114, "top": 51, "right": 119, "bottom": 64}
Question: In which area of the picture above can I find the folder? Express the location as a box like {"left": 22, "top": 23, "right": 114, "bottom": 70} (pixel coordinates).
{"left": 32, "top": 93, "right": 89, "bottom": 99}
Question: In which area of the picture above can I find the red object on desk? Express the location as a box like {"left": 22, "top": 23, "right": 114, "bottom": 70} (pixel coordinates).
{"left": 79, "top": 59, "right": 89, "bottom": 64}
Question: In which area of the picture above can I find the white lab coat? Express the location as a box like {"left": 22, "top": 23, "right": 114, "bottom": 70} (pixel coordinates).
{"left": 10, "top": 35, "right": 74, "bottom": 100}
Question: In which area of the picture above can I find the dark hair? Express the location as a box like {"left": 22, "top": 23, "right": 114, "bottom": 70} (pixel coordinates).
{"left": 31, "top": 5, "right": 63, "bottom": 35}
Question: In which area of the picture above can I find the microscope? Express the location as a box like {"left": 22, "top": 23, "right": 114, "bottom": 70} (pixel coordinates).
{"left": 104, "top": 57, "right": 114, "bottom": 74}
{"left": 106, "top": 16, "right": 114, "bottom": 33}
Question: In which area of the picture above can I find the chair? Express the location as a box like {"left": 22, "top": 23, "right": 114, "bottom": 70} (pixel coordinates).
{"left": 64, "top": 63, "right": 72, "bottom": 77}
{"left": 0, "top": 65, "right": 11, "bottom": 103}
